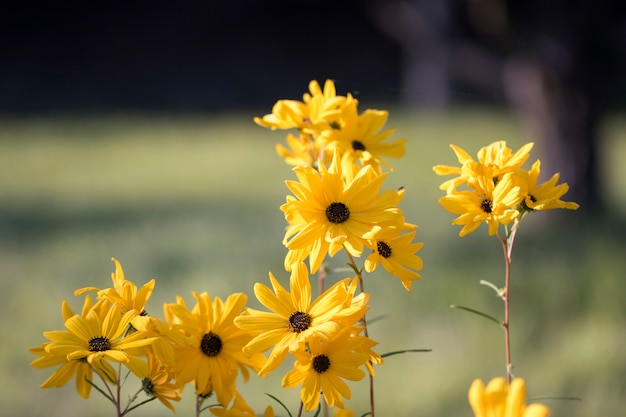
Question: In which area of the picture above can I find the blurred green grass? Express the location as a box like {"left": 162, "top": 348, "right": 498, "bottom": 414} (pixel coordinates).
{"left": 1, "top": 108, "right": 624, "bottom": 416}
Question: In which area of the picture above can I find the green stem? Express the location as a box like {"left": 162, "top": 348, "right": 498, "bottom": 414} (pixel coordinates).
{"left": 498, "top": 219, "right": 519, "bottom": 384}
{"left": 345, "top": 250, "right": 375, "bottom": 417}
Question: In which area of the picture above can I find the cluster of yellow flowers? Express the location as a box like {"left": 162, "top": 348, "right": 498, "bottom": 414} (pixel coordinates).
{"left": 257, "top": 80, "right": 424, "bottom": 291}
{"left": 31, "top": 258, "right": 273, "bottom": 416}
{"left": 433, "top": 141, "right": 579, "bottom": 237}
{"left": 30, "top": 79, "right": 578, "bottom": 416}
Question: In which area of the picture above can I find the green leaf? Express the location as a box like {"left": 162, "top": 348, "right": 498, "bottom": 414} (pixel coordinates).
{"left": 124, "top": 397, "right": 156, "bottom": 414}
{"left": 528, "top": 396, "right": 583, "bottom": 402}
{"left": 366, "top": 314, "right": 388, "bottom": 325}
{"left": 84, "top": 376, "right": 114, "bottom": 404}
{"left": 450, "top": 305, "right": 503, "bottom": 326}
{"left": 381, "top": 349, "right": 432, "bottom": 358}
{"left": 479, "top": 280, "right": 504, "bottom": 297}
{"left": 265, "top": 393, "right": 293, "bottom": 417}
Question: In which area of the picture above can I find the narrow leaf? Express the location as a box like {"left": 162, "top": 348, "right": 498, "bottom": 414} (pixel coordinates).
{"left": 450, "top": 305, "right": 502, "bottom": 326}
{"left": 265, "top": 393, "right": 293, "bottom": 417}
{"left": 366, "top": 314, "right": 388, "bottom": 325}
{"left": 381, "top": 349, "right": 432, "bottom": 358}
{"left": 529, "top": 396, "right": 583, "bottom": 402}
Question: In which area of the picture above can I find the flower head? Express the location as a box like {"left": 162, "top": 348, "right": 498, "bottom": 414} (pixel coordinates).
{"left": 234, "top": 262, "right": 368, "bottom": 376}
{"left": 364, "top": 223, "right": 424, "bottom": 291}
{"left": 438, "top": 170, "right": 522, "bottom": 236}
{"left": 469, "top": 377, "right": 551, "bottom": 417}
{"left": 433, "top": 141, "right": 534, "bottom": 191}
{"left": 30, "top": 297, "right": 99, "bottom": 398}
{"left": 254, "top": 79, "right": 356, "bottom": 135}
{"left": 75, "top": 258, "right": 155, "bottom": 315}
{"left": 518, "top": 160, "right": 580, "bottom": 212}
{"left": 39, "top": 300, "right": 158, "bottom": 383}
{"left": 141, "top": 352, "right": 181, "bottom": 412}
{"left": 322, "top": 108, "right": 406, "bottom": 175}
{"left": 282, "top": 326, "right": 370, "bottom": 411}
{"left": 282, "top": 151, "right": 405, "bottom": 272}
{"left": 164, "top": 292, "right": 265, "bottom": 406}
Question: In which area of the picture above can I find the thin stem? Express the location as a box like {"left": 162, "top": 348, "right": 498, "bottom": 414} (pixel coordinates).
{"left": 498, "top": 220, "right": 519, "bottom": 385}
{"left": 296, "top": 400, "right": 304, "bottom": 417}
{"left": 196, "top": 394, "right": 203, "bottom": 417}
{"left": 345, "top": 250, "right": 375, "bottom": 417}
{"left": 116, "top": 363, "right": 123, "bottom": 417}
{"left": 120, "top": 387, "right": 145, "bottom": 416}
{"left": 316, "top": 267, "right": 329, "bottom": 417}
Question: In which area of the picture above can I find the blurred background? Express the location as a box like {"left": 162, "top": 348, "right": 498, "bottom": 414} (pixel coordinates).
{"left": 2, "top": 1, "right": 625, "bottom": 416}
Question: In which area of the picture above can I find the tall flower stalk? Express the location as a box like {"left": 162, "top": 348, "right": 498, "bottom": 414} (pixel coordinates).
{"left": 434, "top": 140, "right": 578, "bottom": 408}
{"left": 253, "top": 79, "right": 425, "bottom": 416}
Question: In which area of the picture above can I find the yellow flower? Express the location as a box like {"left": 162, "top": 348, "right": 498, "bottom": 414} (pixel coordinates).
{"left": 31, "top": 343, "right": 95, "bottom": 398}
{"left": 282, "top": 326, "right": 369, "bottom": 411}
{"left": 438, "top": 170, "right": 522, "bottom": 236}
{"left": 364, "top": 224, "right": 424, "bottom": 291}
{"left": 323, "top": 108, "right": 406, "bottom": 175}
{"left": 30, "top": 297, "right": 99, "bottom": 398}
{"left": 164, "top": 292, "right": 265, "bottom": 406}
{"left": 469, "top": 377, "right": 551, "bottom": 417}
{"left": 141, "top": 352, "right": 181, "bottom": 412}
{"left": 519, "top": 160, "right": 580, "bottom": 212}
{"left": 254, "top": 79, "right": 356, "bottom": 135}
{"left": 433, "top": 141, "right": 534, "bottom": 191}
{"left": 281, "top": 151, "right": 405, "bottom": 273}
{"left": 42, "top": 301, "right": 158, "bottom": 381}
{"left": 75, "top": 257, "right": 155, "bottom": 315}
{"left": 234, "top": 262, "right": 368, "bottom": 376}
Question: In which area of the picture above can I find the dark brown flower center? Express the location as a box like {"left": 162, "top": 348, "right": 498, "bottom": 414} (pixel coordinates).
{"left": 325, "top": 202, "right": 350, "bottom": 224}
{"left": 88, "top": 336, "right": 111, "bottom": 352}
{"left": 200, "top": 331, "right": 223, "bottom": 357}
{"left": 312, "top": 354, "right": 331, "bottom": 373}
{"left": 351, "top": 140, "right": 366, "bottom": 151}
{"left": 480, "top": 199, "right": 493, "bottom": 213}
{"left": 141, "top": 377, "right": 155, "bottom": 396}
{"left": 377, "top": 241, "right": 392, "bottom": 258}
{"left": 529, "top": 195, "right": 537, "bottom": 203}
{"left": 288, "top": 311, "right": 312, "bottom": 333}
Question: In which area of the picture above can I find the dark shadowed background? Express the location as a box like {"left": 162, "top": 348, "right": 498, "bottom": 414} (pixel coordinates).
{"left": 2, "top": 0, "right": 626, "bottom": 208}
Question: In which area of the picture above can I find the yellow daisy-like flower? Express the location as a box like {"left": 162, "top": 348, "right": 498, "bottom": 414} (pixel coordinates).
{"left": 164, "top": 292, "right": 265, "bottom": 406}
{"left": 141, "top": 351, "right": 181, "bottom": 412}
{"left": 469, "top": 377, "right": 551, "bottom": 417}
{"left": 323, "top": 108, "right": 406, "bottom": 175}
{"left": 438, "top": 169, "right": 522, "bottom": 237}
{"left": 42, "top": 301, "right": 158, "bottom": 380}
{"left": 234, "top": 262, "right": 368, "bottom": 376}
{"left": 254, "top": 79, "right": 355, "bottom": 134}
{"left": 282, "top": 326, "right": 369, "bottom": 411}
{"left": 31, "top": 343, "right": 95, "bottom": 398}
{"left": 282, "top": 151, "right": 405, "bottom": 273}
{"left": 75, "top": 257, "right": 155, "bottom": 315}
{"left": 519, "top": 160, "right": 580, "bottom": 212}
{"left": 364, "top": 224, "right": 424, "bottom": 291}
{"left": 433, "top": 141, "right": 534, "bottom": 191}
{"left": 30, "top": 296, "right": 99, "bottom": 398}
